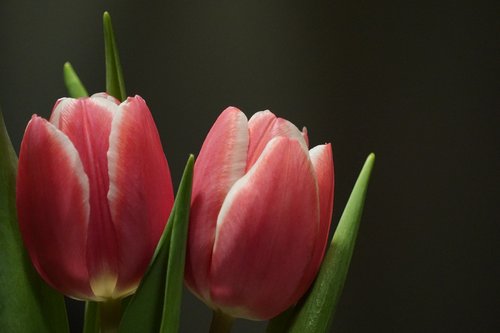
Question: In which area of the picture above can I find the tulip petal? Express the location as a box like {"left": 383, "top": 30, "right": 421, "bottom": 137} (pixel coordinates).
{"left": 16, "top": 116, "right": 92, "bottom": 299}
{"left": 186, "top": 107, "right": 249, "bottom": 301}
{"left": 91, "top": 92, "right": 121, "bottom": 105}
{"left": 107, "top": 95, "right": 174, "bottom": 297}
{"left": 209, "top": 137, "right": 320, "bottom": 320}
{"left": 49, "top": 96, "right": 118, "bottom": 129}
{"left": 297, "top": 143, "right": 335, "bottom": 297}
{"left": 246, "top": 111, "right": 308, "bottom": 170}
{"left": 49, "top": 97, "right": 120, "bottom": 298}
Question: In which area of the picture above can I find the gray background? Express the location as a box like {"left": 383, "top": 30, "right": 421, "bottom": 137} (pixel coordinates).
{"left": 0, "top": 0, "right": 498, "bottom": 332}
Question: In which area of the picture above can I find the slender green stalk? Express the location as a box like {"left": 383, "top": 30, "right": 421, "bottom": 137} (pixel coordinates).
{"left": 209, "top": 311, "right": 234, "bottom": 333}
{"left": 99, "top": 300, "right": 122, "bottom": 333}
{"left": 83, "top": 301, "right": 99, "bottom": 333}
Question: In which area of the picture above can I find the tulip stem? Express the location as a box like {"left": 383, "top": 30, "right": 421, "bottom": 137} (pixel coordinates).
{"left": 209, "top": 310, "right": 234, "bottom": 333}
{"left": 99, "top": 299, "right": 122, "bottom": 333}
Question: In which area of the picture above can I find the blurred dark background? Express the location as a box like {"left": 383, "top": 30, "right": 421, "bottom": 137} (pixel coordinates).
{"left": 0, "top": 1, "right": 498, "bottom": 332}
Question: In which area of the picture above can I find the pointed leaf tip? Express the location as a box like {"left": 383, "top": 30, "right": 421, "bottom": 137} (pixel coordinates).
{"left": 367, "top": 152, "right": 375, "bottom": 164}
{"left": 160, "top": 154, "right": 194, "bottom": 333}
{"left": 103, "top": 11, "right": 126, "bottom": 101}
{"left": 63, "top": 62, "right": 89, "bottom": 98}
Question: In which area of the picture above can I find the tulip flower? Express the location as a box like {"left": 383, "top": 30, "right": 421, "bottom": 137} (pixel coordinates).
{"left": 16, "top": 93, "right": 174, "bottom": 301}
{"left": 185, "top": 107, "right": 334, "bottom": 320}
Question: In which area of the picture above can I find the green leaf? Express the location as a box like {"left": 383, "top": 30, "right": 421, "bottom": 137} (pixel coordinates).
{"left": 0, "top": 111, "right": 69, "bottom": 333}
{"left": 83, "top": 301, "right": 100, "bottom": 333}
{"left": 160, "top": 155, "right": 194, "bottom": 333}
{"left": 286, "top": 153, "right": 375, "bottom": 333}
{"left": 119, "top": 155, "right": 194, "bottom": 333}
{"left": 103, "top": 11, "right": 126, "bottom": 101}
{"left": 63, "top": 62, "right": 89, "bottom": 98}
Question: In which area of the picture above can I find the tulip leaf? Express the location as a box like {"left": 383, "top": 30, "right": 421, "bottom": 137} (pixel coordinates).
{"left": 0, "top": 111, "right": 69, "bottom": 333}
{"left": 159, "top": 155, "right": 194, "bottom": 333}
{"left": 103, "top": 11, "right": 126, "bottom": 101}
{"left": 83, "top": 301, "right": 99, "bottom": 333}
{"left": 119, "top": 155, "right": 194, "bottom": 333}
{"left": 283, "top": 153, "right": 375, "bottom": 333}
{"left": 63, "top": 62, "right": 89, "bottom": 98}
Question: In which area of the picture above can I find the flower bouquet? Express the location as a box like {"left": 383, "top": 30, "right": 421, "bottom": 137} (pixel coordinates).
{"left": 0, "top": 13, "right": 374, "bottom": 333}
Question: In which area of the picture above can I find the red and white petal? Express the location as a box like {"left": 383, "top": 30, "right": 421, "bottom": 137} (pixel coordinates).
{"left": 16, "top": 116, "right": 92, "bottom": 299}
{"left": 209, "top": 137, "right": 320, "bottom": 320}
{"left": 297, "top": 143, "right": 335, "bottom": 296}
{"left": 49, "top": 98, "right": 75, "bottom": 127}
{"left": 49, "top": 96, "right": 119, "bottom": 129}
{"left": 48, "top": 98, "right": 116, "bottom": 192}
{"left": 91, "top": 92, "right": 121, "bottom": 105}
{"left": 246, "top": 111, "right": 308, "bottom": 170}
{"left": 186, "top": 107, "right": 249, "bottom": 301}
{"left": 50, "top": 97, "right": 120, "bottom": 293}
{"left": 107, "top": 95, "right": 174, "bottom": 296}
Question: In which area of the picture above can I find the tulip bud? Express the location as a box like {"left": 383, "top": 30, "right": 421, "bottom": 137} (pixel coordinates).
{"left": 185, "top": 107, "right": 334, "bottom": 320}
{"left": 16, "top": 93, "right": 174, "bottom": 301}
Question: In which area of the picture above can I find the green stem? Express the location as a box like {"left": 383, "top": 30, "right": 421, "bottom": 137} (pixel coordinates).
{"left": 99, "top": 300, "right": 122, "bottom": 333}
{"left": 209, "top": 310, "right": 234, "bottom": 333}
{"left": 83, "top": 301, "right": 99, "bottom": 333}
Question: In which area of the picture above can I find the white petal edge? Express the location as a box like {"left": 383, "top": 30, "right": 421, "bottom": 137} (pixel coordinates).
{"left": 41, "top": 118, "right": 90, "bottom": 224}
{"left": 49, "top": 96, "right": 119, "bottom": 129}
{"left": 213, "top": 136, "right": 312, "bottom": 251}
{"left": 248, "top": 110, "right": 309, "bottom": 155}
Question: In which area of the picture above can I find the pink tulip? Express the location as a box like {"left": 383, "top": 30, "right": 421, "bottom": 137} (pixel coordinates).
{"left": 185, "top": 107, "right": 334, "bottom": 320}
{"left": 16, "top": 93, "right": 174, "bottom": 301}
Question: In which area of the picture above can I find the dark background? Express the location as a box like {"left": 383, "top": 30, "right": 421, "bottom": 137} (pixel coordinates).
{"left": 0, "top": 1, "right": 498, "bottom": 332}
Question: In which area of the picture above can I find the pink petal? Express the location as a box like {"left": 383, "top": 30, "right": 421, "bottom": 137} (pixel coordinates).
{"left": 246, "top": 111, "right": 308, "bottom": 171}
{"left": 209, "top": 137, "right": 320, "bottom": 320}
{"left": 50, "top": 97, "right": 120, "bottom": 295}
{"left": 186, "top": 107, "right": 249, "bottom": 301}
{"left": 295, "top": 143, "right": 335, "bottom": 301}
{"left": 16, "top": 116, "right": 93, "bottom": 299}
{"left": 49, "top": 96, "right": 118, "bottom": 129}
{"left": 90, "top": 92, "right": 121, "bottom": 105}
{"left": 107, "top": 95, "right": 174, "bottom": 296}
